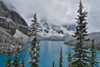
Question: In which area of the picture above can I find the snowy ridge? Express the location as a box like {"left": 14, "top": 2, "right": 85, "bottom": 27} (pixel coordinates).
{"left": 37, "top": 18, "right": 75, "bottom": 40}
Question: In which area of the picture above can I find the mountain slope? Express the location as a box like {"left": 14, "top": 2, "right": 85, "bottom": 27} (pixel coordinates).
{"left": 0, "top": 0, "right": 29, "bottom": 35}
{"left": 0, "top": 27, "right": 23, "bottom": 53}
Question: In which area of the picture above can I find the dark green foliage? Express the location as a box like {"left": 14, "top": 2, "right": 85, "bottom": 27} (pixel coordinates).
{"left": 13, "top": 50, "right": 19, "bottom": 67}
{"left": 21, "top": 56, "right": 25, "bottom": 67}
{"left": 68, "top": 49, "right": 71, "bottom": 63}
{"left": 59, "top": 47, "right": 63, "bottom": 67}
{"left": 52, "top": 60, "right": 57, "bottom": 67}
{"left": 52, "top": 60, "right": 55, "bottom": 67}
{"left": 5, "top": 50, "right": 12, "bottom": 67}
{"left": 29, "top": 13, "right": 40, "bottom": 67}
{"left": 68, "top": 49, "right": 72, "bottom": 67}
{"left": 70, "top": 0, "right": 90, "bottom": 67}
{"left": 30, "top": 63, "right": 38, "bottom": 67}
{"left": 90, "top": 40, "right": 98, "bottom": 67}
{"left": 52, "top": 60, "right": 56, "bottom": 67}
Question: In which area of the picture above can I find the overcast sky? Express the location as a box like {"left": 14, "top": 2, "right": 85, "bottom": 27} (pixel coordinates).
{"left": 3, "top": 0, "right": 100, "bottom": 32}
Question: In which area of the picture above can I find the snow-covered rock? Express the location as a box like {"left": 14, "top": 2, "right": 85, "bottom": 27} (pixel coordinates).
{"left": 14, "top": 29, "right": 29, "bottom": 42}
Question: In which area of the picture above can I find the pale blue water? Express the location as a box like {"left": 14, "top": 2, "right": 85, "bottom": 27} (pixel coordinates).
{"left": 0, "top": 41, "right": 100, "bottom": 67}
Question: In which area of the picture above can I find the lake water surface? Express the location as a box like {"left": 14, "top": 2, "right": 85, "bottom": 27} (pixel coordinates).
{"left": 0, "top": 41, "right": 100, "bottom": 67}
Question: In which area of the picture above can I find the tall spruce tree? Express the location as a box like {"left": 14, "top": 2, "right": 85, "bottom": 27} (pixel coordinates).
{"left": 70, "top": 0, "right": 90, "bottom": 67}
{"left": 21, "top": 56, "right": 25, "bottom": 67}
{"left": 13, "top": 49, "right": 19, "bottom": 67}
{"left": 90, "top": 39, "right": 98, "bottom": 67}
{"left": 5, "top": 49, "right": 12, "bottom": 67}
{"left": 29, "top": 14, "right": 40, "bottom": 67}
{"left": 59, "top": 47, "right": 63, "bottom": 67}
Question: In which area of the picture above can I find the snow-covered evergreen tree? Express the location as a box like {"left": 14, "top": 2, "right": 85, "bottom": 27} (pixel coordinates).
{"left": 21, "top": 56, "right": 25, "bottom": 67}
{"left": 90, "top": 39, "right": 98, "bottom": 67}
{"left": 70, "top": 0, "right": 90, "bottom": 67}
{"left": 29, "top": 13, "right": 40, "bottom": 67}
{"left": 13, "top": 49, "right": 19, "bottom": 67}
{"left": 30, "top": 13, "right": 39, "bottom": 36}
{"left": 5, "top": 49, "right": 12, "bottom": 67}
{"left": 59, "top": 47, "right": 63, "bottom": 67}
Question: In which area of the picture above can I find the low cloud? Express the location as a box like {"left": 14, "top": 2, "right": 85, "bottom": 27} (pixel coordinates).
{"left": 3, "top": 0, "right": 100, "bottom": 32}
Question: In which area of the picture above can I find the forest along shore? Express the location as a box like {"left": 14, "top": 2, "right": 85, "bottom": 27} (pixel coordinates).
{"left": 64, "top": 40, "right": 100, "bottom": 49}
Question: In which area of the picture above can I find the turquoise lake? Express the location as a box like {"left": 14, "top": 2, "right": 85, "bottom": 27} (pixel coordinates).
{"left": 0, "top": 41, "right": 100, "bottom": 67}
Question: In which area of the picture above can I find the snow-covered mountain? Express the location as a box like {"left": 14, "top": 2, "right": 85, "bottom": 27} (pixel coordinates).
{"left": 37, "top": 18, "right": 75, "bottom": 40}
{"left": 0, "top": 0, "right": 76, "bottom": 41}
